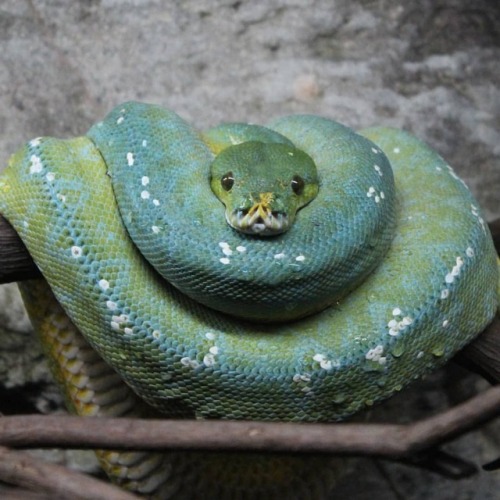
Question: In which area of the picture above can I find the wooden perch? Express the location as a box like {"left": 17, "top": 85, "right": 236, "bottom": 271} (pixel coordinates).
{"left": 0, "top": 216, "right": 40, "bottom": 282}
{"left": 0, "top": 446, "right": 137, "bottom": 500}
{"left": 1, "top": 385, "right": 499, "bottom": 456}
{"left": 0, "top": 385, "right": 499, "bottom": 498}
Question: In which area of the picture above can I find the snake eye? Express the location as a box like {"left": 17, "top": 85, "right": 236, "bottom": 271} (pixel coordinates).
{"left": 221, "top": 172, "right": 234, "bottom": 191}
{"left": 291, "top": 175, "right": 305, "bottom": 195}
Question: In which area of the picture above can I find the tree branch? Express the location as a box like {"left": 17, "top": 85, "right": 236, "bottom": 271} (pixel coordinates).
{"left": 1, "top": 385, "right": 499, "bottom": 457}
{"left": 0, "top": 216, "right": 40, "bottom": 283}
{"left": 0, "top": 446, "right": 138, "bottom": 500}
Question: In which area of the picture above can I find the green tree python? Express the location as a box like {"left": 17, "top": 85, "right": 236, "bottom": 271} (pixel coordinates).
{"left": 0, "top": 102, "right": 498, "bottom": 498}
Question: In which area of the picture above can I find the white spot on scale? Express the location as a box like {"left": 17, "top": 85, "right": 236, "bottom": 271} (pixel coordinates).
{"left": 112, "top": 314, "right": 129, "bottom": 323}
{"left": 29, "top": 155, "right": 43, "bottom": 174}
{"left": 387, "top": 309, "right": 412, "bottom": 336}
{"left": 203, "top": 354, "right": 216, "bottom": 367}
{"left": 57, "top": 193, "right": 66, "bottom": 203}
{"left": 152, "top": 330, "right": 161, "bottom": 339}
{"left": 445, "top": 255, "right": 465, "bottom": 285}
{"left": 141, "top": 190, "right": 150, "bottom": 199}
{"left": 219, "top": 257, "right": 230, "bottom": 265}
{"left": 295, "top": 255, "right": 305, "bottom": 262}
{"left": 452, "top": 257, "right": 464, "bottom": 275}
{"left": 371, "top": 147, "right": 380, "bottom": 154}
{"left": 287, "top": 151, "right": 294, "bottom": 156}
{"left": 417, "top": 351, "right": 425, "bottom": 359}
{"left": 124, "top": 327, "right": 133, "bottom": 336}
{"left": 180, "top": 357, "right": 200, "bottom": 369}
{"left": 442, "top": 319, "right": 449, "bottom": 327}
{"left": 393, "top": 147, "right": 400, "bottom": 154}
{"left": 153, "top": 199, "right": 160, "bottom": 206}
{"left": 236, "top": 246, "right": 246, "bottom": 253}
{"left": 30, "top": 138, "right": 42, "bottom": 147}
{"left": 142, "top": 176, "right": 150, "bottom": 186}
{"left": 367, "top": 186, "right": 384, "bottom": 204}
{"left": 205, "top": 332, "right": 216, "bottom": 340}
{"left": 222, "top": 247, "right": 233, "bottom": 256}
{"left": 313, "top": 353, "right": 333, "bottom": 370}
{"left": 71, "top": 246, "right": 83, "bottom": 258}
{"left": 46, "top": 172, "right": 55, "bottom": 182}
{"left": 440, "top": 289, "right": 450, "bottom": 300}
{"left": 116, "top": 116, "right": 124, "bottom": 125}
{"left": 292, "top": 373, "right": 311, "bottom": 383}
{"left": 471, "top": 207, "right": 487, "bottom": 232}
{"left": 466, "top": 247, "right": 474, "bottom": 258}
{"left": 219, "top": 241, "right": 230, "bottom": 249}
{"left": 106, "top": 300, "right": 117, "bottom": 311}
{"left": 209, "top": 346, "right": 219, "bottom": 355}
{"left": 365, "top": 345, "right": 386, "bottom": 365}
{"left": 23, "top": 221, "right": 29, "bottom": 228}
{"left": 98, "top": 279, "right": 110, "bottom": 291}
{"left": 152, "top": 226, "right": 160, "bottom": 233}
{"left": 274, "top": 252, "right": 286, "bottom": 259}
{"left": 127, "top": 152, "right": 134, "bottom": 166}
{"left": 320, "top": 359, "right": 333, "bottom": 370}
{"left": 142, "top": 139, "right": 148, "bottom": 147}
{"left": 374, "top": 164, "right": 383, "bottom": 176}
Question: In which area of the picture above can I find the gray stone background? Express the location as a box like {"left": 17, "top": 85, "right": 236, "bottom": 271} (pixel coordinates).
{"left": 0, "top": 0, "right": 499, "bottom": 498}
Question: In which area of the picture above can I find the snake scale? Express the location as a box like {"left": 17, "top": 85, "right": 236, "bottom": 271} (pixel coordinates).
{"left": 1, "top": 102, "right": 498, "bottom": 498}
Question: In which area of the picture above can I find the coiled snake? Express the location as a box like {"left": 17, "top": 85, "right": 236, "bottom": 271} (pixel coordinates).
{"left": 1, "top": 102, "right": 498, "bottom": 498}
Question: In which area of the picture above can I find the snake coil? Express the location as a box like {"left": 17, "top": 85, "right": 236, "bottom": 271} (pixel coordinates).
{"left": 1, "top": 102, "right": 498, "bottom": 498}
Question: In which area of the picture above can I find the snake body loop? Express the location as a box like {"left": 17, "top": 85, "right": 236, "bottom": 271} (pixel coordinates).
{"left": 86, "top": 103, "right": 396, "bottom": 322}
{"left": 1, "top": 102, "right": 498, "bottom": 497}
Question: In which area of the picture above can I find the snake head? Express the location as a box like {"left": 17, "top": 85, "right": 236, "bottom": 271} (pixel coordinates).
{"left": 210, "top": 141, "right": 319, "bottom": 236}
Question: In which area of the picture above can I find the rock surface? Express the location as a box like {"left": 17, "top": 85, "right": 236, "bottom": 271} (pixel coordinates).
{"left": 0, "top": 0, "right": 499, "bottom": 498}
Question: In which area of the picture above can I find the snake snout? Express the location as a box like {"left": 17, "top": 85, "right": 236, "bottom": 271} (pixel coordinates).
{"left": 228, "top": 207, "right": 289, "bottom": 235}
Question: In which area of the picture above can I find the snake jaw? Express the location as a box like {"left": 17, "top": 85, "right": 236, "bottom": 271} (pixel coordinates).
{"left": 228, "top": 194, "right": 290, "bottom": 235}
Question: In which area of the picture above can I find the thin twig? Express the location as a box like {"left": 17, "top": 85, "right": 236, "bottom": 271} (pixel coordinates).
{"left": 1, "top": 385, "right": 499, "bottom": 457}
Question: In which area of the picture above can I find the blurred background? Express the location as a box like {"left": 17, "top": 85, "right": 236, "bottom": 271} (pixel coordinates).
{"left": 0, "top": 1, "right": 499, "bottom": 498}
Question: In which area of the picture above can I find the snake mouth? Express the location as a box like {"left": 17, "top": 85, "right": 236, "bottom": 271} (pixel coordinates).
{"left": 227, "top": 208, "right": 289, "bottom": 235}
